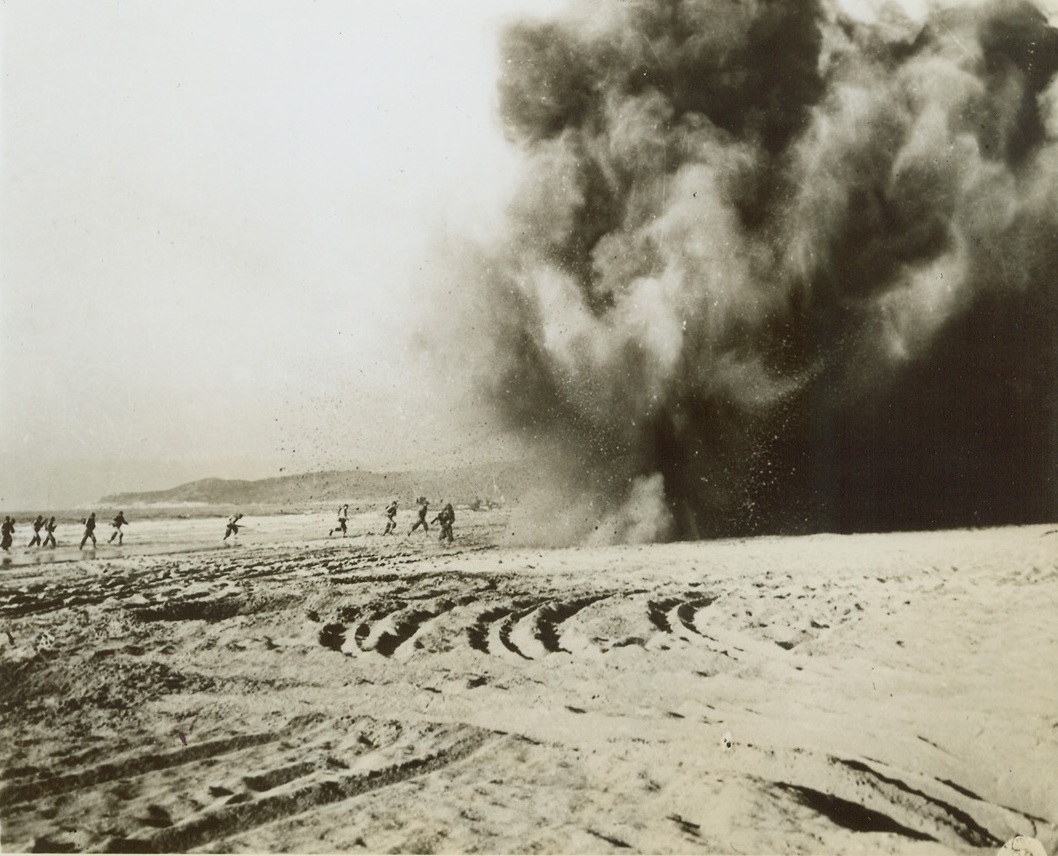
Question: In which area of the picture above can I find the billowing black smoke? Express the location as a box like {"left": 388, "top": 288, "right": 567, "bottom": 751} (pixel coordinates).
{"left": 441, "top": 0, "right": 1058, "bottom": 541}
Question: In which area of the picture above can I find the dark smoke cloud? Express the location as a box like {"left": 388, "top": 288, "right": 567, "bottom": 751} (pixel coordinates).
{"left": 434, "top": 0, "right": 1058, "bottom": 541}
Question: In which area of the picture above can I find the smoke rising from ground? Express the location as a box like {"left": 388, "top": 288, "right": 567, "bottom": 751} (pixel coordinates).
{"left": 434, "top": 0, "right": 1058, "bottom": 541}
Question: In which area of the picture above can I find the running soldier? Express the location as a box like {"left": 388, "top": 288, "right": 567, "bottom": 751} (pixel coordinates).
{"left": 43, "top": 517, "right": 58, "bottom": 548}
{"left": 79, "top": 513, "right": 97, "bottom": 549}
{"left": 382, "top": 500, "right": 398, "bottom": 535}
{"left": 223, "top": 513, "right": 243, "bottom": 541}
{"left": 1, "top": 517, "right": 14, "bottom": 552}
{"left": 432, "top": 501, "right": 455, "bottom": 544}
{"left": 108, "top": 510, "right": 128, "bottom": 544}
{"left": 409, "top": 498, "right": 429, "bottom": 535}
{"left": 330, "top": 504, "right": 349, "bottom": 537}
{"left": 27, "top": 515, "right": 45, "bottom": 547}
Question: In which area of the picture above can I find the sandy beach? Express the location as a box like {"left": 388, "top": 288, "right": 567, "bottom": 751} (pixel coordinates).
{"left": 5, "top": 0, "right": 1058, "bottom": 851}
{"left": 2, "top": 513, "right": 1056, "bottom": 854}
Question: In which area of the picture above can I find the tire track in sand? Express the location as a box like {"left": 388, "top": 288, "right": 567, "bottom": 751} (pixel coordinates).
{"left": 103, "top": 724, "right": 495, "bottom": 853}
{"left": 0, "top": 732, "right": 279, "bottom": 806}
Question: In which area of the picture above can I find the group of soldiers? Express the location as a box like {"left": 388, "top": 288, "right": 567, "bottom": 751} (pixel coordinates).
{"left": 339, "top": 497, "right": 456, "bottom": 543}
{"left": 1, "top": 511, "right": 127, "bottom": 552}
{"left": 227, "top": 498, "right": 457, "bottom": 544}
{"left": 2, "top": 498, "right": 459, "bottom": 554}
{"left": 411, "top": 497, "right": 456, "bottom": 543}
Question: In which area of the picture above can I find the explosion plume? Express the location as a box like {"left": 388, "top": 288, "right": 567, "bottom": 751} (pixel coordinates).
{"left": 438, "top": 0, "right": 1058, "bottom": 541}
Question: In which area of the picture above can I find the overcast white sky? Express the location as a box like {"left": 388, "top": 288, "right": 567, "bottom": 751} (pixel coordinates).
{"left": 1, "top": 0, "right": 562, "bottom": 508}
{"left": 4, "top": 0, "right": 1057, "bottom": 510}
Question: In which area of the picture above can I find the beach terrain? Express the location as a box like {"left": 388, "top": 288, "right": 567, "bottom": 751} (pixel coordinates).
{"left": 2, "top": 510, "right": 1056, "bottom": 854}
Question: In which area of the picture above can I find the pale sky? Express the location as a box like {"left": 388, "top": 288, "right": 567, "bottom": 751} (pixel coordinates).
{"left": 4, "top": 0, "right": 1057, "bottom": 510}
{"left": 1, "top": 0, "right": 560, "bottom": 508}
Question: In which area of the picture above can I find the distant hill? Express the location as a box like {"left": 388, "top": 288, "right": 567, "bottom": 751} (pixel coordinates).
{"left": 99, "top": 462, "right": 537, "bottom": 508}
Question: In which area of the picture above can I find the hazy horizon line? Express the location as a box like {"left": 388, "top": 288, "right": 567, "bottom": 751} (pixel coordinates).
{"left": 0, "top": 446, "right": 533, "bottom": 512}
